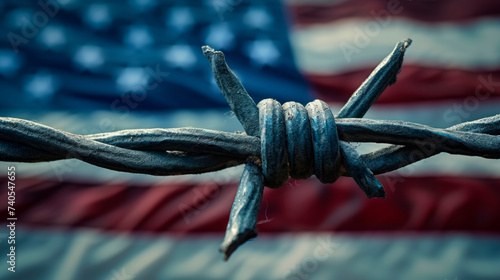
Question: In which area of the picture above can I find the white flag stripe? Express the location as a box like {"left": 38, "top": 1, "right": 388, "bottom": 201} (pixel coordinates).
{"left": 6, "top": 229, "right": 500, "bottom": 280}
{"left": 291, "top": 17, "right": 500, "bottom": 74}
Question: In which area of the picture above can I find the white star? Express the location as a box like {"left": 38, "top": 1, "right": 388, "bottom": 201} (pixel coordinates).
{"left": 205, "top": 23, "right": 234, "bottom": 50}
{"left": 124, "top": 25, "right": 154, "bottom": 49}
{"left": 206, "top": 0, "right": 241, "bottom": 20}
{"left": 24, "top": 72, "right": 60, "bottom": 101}
{"left": 245, "top": 39, "right": 280, "bottom": 66}
{"left": 73, "top": 45, "right": 104, "bottom": 70}
{"left": 0, "top": 50, "right": 22, "bottom": 78}
{"left": 166, "top": 6, "right": 194, "bottom": 32}
{"left": 116, "top": 67, "right": 149, "bottom": 91}
{"left": 163, "top": 45, "right": 197, "bottom": 69}
{"left": 243, "top": 7, "right": 272, "bottom": 29}
{"left": 83, "top": 4, "right": 112, "bottom": 29}
{"left": 39, "top": 26, "right": 66, "bottom": 49}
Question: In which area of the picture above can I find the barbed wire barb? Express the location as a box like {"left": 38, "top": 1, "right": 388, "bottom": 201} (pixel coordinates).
{"left": 207, "top": 38, "right": 413, "bottom": 260}
{"left": 1, "top": 39, "right": 499, "bottom": 261}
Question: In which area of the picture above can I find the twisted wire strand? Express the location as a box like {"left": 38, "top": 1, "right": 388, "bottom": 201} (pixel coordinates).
{"left": 361, "top": 114, "right": 500, "bottom": 174}
{"left": 2, "top": 39, "right": 499, "bottom": 261}
{"left": 0, "top": 118, "right": 249, "bottom": 174}
{"left": 2, "top": 116, "right": 498, "bottom": 173}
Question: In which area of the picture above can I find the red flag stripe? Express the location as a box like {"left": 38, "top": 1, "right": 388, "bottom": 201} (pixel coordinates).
{"left": 4, "top": 175, "right": 500, "bottom": 234}
{"left": 289, "top": 0, "right": 500, "bottom": 27}
{"left": 307, "top": 66, "right": 500, "bottom": 104}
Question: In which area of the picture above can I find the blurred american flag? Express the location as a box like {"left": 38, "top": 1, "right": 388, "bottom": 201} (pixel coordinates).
{"left": 1, "top": 0, "right": 500, "bottom": 279}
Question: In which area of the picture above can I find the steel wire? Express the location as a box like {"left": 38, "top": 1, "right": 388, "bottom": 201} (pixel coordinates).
{"left": 2, "top": 39, "right": 498, "bottom": 260}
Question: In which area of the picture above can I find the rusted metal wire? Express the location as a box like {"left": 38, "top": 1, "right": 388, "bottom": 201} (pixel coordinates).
{"left": 1, "top": 38, "right": 499, "bottom": 260}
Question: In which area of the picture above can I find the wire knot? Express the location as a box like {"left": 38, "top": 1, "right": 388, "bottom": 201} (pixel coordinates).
{"left": 258, "top": 99, "right": 342, "bottom": 188}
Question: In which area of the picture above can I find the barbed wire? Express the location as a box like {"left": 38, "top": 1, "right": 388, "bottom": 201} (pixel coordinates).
{"left": 1, "top": 39, "right": 499, "bottom": 260}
